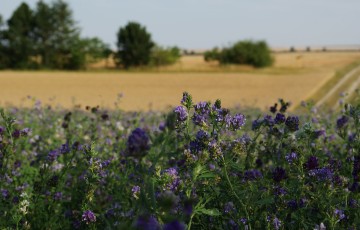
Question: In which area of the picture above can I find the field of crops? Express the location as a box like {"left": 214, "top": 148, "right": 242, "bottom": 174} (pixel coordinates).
{"left": 0, "top": 91, "right": 360, "bottom": 229}
{"left": 1, "top": 51, "right": 360, "bottom": 229}
{"left": 1, "top": 52, "right": 360, "bottom": 111}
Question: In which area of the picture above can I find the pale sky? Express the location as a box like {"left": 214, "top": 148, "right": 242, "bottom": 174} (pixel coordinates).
{"left": 1, "top": 0, "right": 360, "bottom": 49}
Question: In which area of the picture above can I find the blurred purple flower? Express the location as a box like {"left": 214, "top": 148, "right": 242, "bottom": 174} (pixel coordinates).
{"left": 82, "top": 210, "right": 96, "bottom": 224}
{"left": 163, "top": 220, "right": 185, "bottom": 230}
{"left": 134, "top": 215, "right": 160, "bottom": 230}
{"left": 334, "top": 209, "right": 346, "bottom": 221}
{"left": 337, "top": 115, "right": 349, "bottom": 129}
{"left": 304, "top": 156, "right": 319, "bottom": 170}
{"left": 174, "top": 106, "right": 188, "bottom": 123}
{"left": 273, "top": 167, "right": 287, "bottom": 183}
{"left": 308, "top": 167, "right": 333, "bottom": 181}
{"left": 285, "top": 116, "right": 299, "bottom": 132}
{"left": 285, "top": 152, "right": 298, "bottom": 164}
{"left": 127, "top": 128, "right": 150, "bottom": 158}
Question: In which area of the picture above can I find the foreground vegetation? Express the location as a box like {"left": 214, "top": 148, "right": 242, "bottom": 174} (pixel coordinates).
{"left": 0, "top": 92, "right": 360, "bottom": 229}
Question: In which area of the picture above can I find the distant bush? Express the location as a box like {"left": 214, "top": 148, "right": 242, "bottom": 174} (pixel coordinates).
{"left": 204, "top": 40, "right": 273, "bottom": 68}
{"left": 150, "top": 46, "right": 181, "bottom": 67}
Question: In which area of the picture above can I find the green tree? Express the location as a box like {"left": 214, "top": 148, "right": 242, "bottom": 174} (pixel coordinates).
{"left": 115, "top": 22, "right": 155, "bottom": 69}
{"left": 204, "top": 40, "right": 273, "bottom": 68}
{"left": 33, "top": 0, "right": 81, "bottom": 69}
{"left": 150, "top": 46, "right": 181, "bottom": 67}
{"left": 2, "top": 3, "right": 36, "bottom": 69}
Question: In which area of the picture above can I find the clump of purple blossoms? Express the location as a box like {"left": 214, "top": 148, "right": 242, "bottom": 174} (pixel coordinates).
{"left": 132, "top": 185, "right": 140, "bottom": 199}
{"left": 135, "top": 215, "right": 160, "bottom": 230}
{"left": 243, "top": 169, "right": 263, "bottom": 181}
{"left": 263, "top": 115, "right": 275, "bottom": 126}
{"left": 336, "top": 115, "right": 349, "bottom": 129}
{"left": 285, "top": 116, "right": 299, "bottom": 132}
{"left": 174, "top": 106, "right": 188, "bottom": 123}
{"left": 304, "top": 156, "right": 319, "bottom": 170}
{"left": 47, "top": 150, "right": 61, "bottom": 162}
{"left": 180, "top": 91, "right": 192, "bottom": 109}
{"left": 224, "top": 201, "right": 235, "bottom": 213}
{"left": 0, "top": 126, "right": 4, "bottom": 135}
{"left": 274, "top": 113, "right": 286, "bottom": 124}
{"left": 273, "top": 167, "right": 287, "bottom": 183}
{"left": 127, "top": 128, "right": 150, "bottom": 158}
{"left": 163, "top": 168, "right": 180, "bottom": 191}
{"left": 192, "top": 101, "right": 211, "bottom": 126}
{"left": 285, "top": 152, "right": 298, "bottom": 164}
{"left": 163, "top": 220, "right": 185, "bottom": 230}
{"left": 308, "top": 167, "right": 333, "bottom": 181}
{"left": 273, "top": 217, "right": 282, "bottom": 230}
{"left": 81, "top": 210, "right": 96, "bottom": 224}
{"left": 334, "top": 209, "right": 346, "bottom": 221}
{"left": 226, "top": 113, "right": 246, "bottom": 130}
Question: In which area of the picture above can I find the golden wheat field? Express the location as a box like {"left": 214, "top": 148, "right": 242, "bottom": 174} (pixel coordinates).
{"left": 1, "top": 52, "right": 360, "bottom": 111}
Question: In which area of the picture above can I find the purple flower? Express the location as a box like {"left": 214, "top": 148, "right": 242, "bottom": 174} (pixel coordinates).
{"left": 309, "top": 167, "right": 333, "bottom": 181}
{"left": 285, "top": 152, "right": 298, "bottom": 163}
{"left": 163, "top": 220, "right": 185, "bottom": 230}
{"left": 334, "top": 209, "right": 346, "bottom": 221}
{"left": 252, "top": 119, "right": 263, "bottom": 131}
{"left": 274, "top": 113, "right": 286, "bottom": 124}
{"left": 1, "top": 189, "right": 9, "bottom": 198}
{"left": 180, "top": 92, "right": 192, "bottom": 108}
{"left": 287, "top": 200, "right": 298, "bottom": 210}
{"left": 243, "top": 169, "right": 263, "bottom": 181}
{"left": 12, "top": 129, "right": 21, "bottom": 139}
{"left": 224, "top": 201, "right": 235, "bottom": 213}
{"left": 81, "top": 210, "right": 96, "bottom": 224}
{"left": 134, "top": 215, "right": 160, "bottom": 230}
{"left": 47, "top": 150, "right": 61, "bottom": 162}
{"left": 230, "top": 113, "right": 246, "bottom": 130}
{"left": 127, "top": 128, "right": 150, "bottom": 158}
{"left": 263, "top": 115, "right": 275, "bottom": 126}
{"left": 0, "top": 126, "right": 4, "bottom": 135}
{"left": 314, "top": 129, "right": 326, "bottom": 139}
{"left": 20, "top": 128, "right": 31, "bottom": 137}
{"left": 285, "top": 116, "right": 299, "bottom": 132}
{"left": 163, "top": 168, "right": 180, "bottom": 191}
{"left": 196, "top": 130, "right": 209, "bottom": 141}
{"left": 132, "top": 185, "right": 140, "bottom": 198}
{"left": 273, "top": 217, "right": 281, "bottom": 230}
{"left": 60, "top": 143, "right": 70, "bottom": 154}
{"left": 304, "top": 156, "right": 319, "bottom": 170}
{"left": 192, "top": 102, "right": 210, "bottom": 126}
{"left": 174, "top": 106, "right": 188, "bottom": 123}
{"left": 53, "top": 192, "right": 63, "bottom": 201}
{"left": 337, "top": 115, "right": 349, "bottom": 129}
{"left": 273, "top": 167, "right": 287, "bottom": 183}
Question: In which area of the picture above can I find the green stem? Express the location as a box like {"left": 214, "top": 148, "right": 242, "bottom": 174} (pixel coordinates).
{"left": 222, "top": 156, "right": 251, "bottom": 230}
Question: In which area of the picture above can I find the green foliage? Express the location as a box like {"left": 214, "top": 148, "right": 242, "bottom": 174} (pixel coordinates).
{"left": 0, "top": 3, "right": 37, "bottom": 69}
{"left": 150, "top": 46, "right": 181, "bottom": 67}
{"left": 204, "top": 40, "right": 274, "bottom": 68}
{"left": 0, "top": 0, "right": 110, "bottom": 70}
{"left": 115, "top": 21, "right": 155, "bottom": 69}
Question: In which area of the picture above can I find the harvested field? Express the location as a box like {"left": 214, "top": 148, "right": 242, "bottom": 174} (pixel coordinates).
{"left": 1, "top": 52, "right": 360, "bottom": 111}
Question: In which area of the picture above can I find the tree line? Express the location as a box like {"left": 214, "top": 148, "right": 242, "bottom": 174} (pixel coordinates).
{"left": 0, "top": 0, "right": 272, "bottom": 70}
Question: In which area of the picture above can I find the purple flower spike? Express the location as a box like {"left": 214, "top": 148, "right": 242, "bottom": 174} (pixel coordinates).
{"left": 174, "top": 106, "right": 188, "bottom": 123}
{"left": 81, "top": 210, "right": 96, "bottom": 224}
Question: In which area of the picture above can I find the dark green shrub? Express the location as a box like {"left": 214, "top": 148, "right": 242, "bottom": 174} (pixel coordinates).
{"left": 204, "top": 40, "right": 273, "bottom": 68}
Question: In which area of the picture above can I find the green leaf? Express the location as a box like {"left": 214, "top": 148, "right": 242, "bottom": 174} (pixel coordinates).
{"left": 199, "top": 172, "right": 216, "bottom": 179}
{"left": 256, "top": 197, "right": 274, "bottom": 205}
{"left": 196, "top": 208, "right": 221, "bottom": 216}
